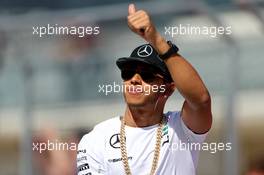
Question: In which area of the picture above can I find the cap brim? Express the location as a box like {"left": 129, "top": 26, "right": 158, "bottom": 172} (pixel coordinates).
{"left": 116, "top": 57, "right": 159, "bottom": 70}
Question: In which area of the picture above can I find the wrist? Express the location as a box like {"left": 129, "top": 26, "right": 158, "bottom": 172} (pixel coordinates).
{"left": 159, "top": 41, "right": 179, "bottom": 61}
{"left": 149, "top": 33, "right": 170, "bottom": 55}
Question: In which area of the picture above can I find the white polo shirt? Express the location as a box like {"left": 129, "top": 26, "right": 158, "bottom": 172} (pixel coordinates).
{"left": 77, "top": 111, "right": 207, "bottom": 175}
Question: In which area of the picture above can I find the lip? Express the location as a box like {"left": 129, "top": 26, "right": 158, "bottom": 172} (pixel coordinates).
{"left": 126, "top": 86, "right": 143, "bottom": 95}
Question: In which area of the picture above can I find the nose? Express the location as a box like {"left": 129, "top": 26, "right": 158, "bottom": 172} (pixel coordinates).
{"left": 130, "top": 73, "right": 142, "bottom": 85}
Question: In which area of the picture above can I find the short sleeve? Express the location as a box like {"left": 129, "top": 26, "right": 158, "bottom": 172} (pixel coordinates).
{"left": 77, "top": 130, "right": 107, "bottom": 175}
{"left": 166, "top": 111, "right": 208, "bottom": 168}
{"left": 180, "top": 116, "right": 207, "bottom": 143}
{"left": 166, "top": 110, "right": 207, "bottom": 144}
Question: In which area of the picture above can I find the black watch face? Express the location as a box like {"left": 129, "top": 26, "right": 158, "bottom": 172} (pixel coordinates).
{"left": 160, "top": 44, "right": 178, "bottom": 60}
{"left": 172, "top": 44, "right": 179, "bottom": 52}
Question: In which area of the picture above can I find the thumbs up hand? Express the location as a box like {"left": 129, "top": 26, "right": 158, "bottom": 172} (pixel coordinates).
{"left": 127, "top": 4, "right": 170, "bottom": 55}
{"left": 127, "top": 4, "right": 158, "bottom": 44}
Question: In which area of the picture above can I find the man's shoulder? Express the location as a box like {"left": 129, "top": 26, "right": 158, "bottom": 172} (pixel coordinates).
{"left": 165, "top": 110, "right": 208, "bottom": 142}
{"left": 165, "top": 110, "right": 181, "bottom": 122}
{"left": 165, "top": 110, "right": 183, "bottom": 131}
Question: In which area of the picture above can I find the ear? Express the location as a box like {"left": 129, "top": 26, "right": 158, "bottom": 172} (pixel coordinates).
{"left": 164, "top": 82, "right": 175, "bottom": 97}
{"left": 170, "top": 82, "right": 177, "bottom": 91}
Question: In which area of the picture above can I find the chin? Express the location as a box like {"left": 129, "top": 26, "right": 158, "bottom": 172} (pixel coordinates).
{"left": 126, "top": 97, "right": 146, "bottom": 106}
{"left": 125, "top": 93, "right": 159, "bottom": 108}
{"left": 124, "top": 93, "right": 147, "bottom": 107}
{"left": 126, "top": 101, "right": 146, "bottom": 107}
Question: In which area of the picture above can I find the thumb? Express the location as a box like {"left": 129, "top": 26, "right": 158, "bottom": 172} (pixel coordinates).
{"left": 128, "top": 4, "right": 136, "bottom": 15}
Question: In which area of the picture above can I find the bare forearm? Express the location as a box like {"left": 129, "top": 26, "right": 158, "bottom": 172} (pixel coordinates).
{"left": 151, "top": 35, "right": 210, "bottom": 109}
{"left": 166, "top": 54, "right": 210, "bottom": 107}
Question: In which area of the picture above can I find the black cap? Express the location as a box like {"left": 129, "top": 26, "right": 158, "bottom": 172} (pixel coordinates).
{"left": 116, "top": 44, "right": 173, "bottom": 82}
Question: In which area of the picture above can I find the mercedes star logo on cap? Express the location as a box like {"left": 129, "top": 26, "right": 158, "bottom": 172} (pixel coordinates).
{"left": 137, "top": 45, "right": 153, "bottom": 57}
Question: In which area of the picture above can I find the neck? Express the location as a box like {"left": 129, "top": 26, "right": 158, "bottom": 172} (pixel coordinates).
{"left": 123, "top": 105, "right": 164, "bottom": 127}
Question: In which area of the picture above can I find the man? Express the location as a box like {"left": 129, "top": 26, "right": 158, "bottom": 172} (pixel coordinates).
{"left": 77, "top": 4, "right": 212, "bottom": 175}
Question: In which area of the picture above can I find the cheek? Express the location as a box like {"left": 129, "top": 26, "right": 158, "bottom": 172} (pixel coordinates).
{"left": 142, "top": 85, "right": 151, "bottom": 95}
{"left": 143, "top": 83, "right": 162, "bottom": 95}
{"left": 143, "top": 91, "right": 161, "bottom": 105}
{"left": 143, "top": 87, "right": 160, "bottom": 100}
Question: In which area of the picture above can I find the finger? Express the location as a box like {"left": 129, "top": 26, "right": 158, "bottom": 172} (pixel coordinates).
{"left": 128, "top": 15, "right": 148, "bottom": 30}
{"left": 128, "top": 13, "right": 145, "bottom": 22}
{"left": 129, "top": 17, "right": 149, "bottom": 28}
{"left": 128, "top": 3, "right": 136, "bottom": 15}
{"left": 128, "top": 10, "right": 146, "bottom": 19}
{"left": 128, "top": 16, "right": 143, "bottom": 26}
{"left": 130, "top": 15, "right": 149, "bottom": 25}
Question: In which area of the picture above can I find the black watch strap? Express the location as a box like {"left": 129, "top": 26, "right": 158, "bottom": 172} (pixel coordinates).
{"left": 159, "top": 41, "right": 179, "bottom": 60}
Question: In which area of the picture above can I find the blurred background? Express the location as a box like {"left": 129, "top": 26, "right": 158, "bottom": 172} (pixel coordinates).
{"left": 0, "top": 0, "right": 264, "bottom": 175}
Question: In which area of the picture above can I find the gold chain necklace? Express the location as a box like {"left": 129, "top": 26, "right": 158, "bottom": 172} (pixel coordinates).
{"left": 120, "top": 116, "right": 164, "bottom": 175}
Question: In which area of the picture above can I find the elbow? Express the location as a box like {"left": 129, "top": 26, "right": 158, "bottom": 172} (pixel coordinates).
{"left": 187, "top": 90, "right": 212, "bottom": 110}
{"left": 197, "top": 91, "right": 211, "bottom": 107}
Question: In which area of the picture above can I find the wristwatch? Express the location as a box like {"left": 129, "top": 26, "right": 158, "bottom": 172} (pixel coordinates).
{"left": 159, "top": 41, "right": 179, "bottom": 60}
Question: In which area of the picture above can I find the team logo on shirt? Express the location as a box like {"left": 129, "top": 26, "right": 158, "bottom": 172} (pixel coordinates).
{"left": 77, "top": 149, "right": 86, "bottom": 154}
{"left": 162, "top": 124, "right": 169, "bottom": 146}
{"left": 77, "top": 156, "right": 87, "bottom": 162}
{"left": 109, "top": 133, "right": 122, "bottom": 149}
{"left": 108, "top": 156, "right": 133, "bottom": 163}
{"left": 78, "top": 163, "right": 90, "bottom": 172}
